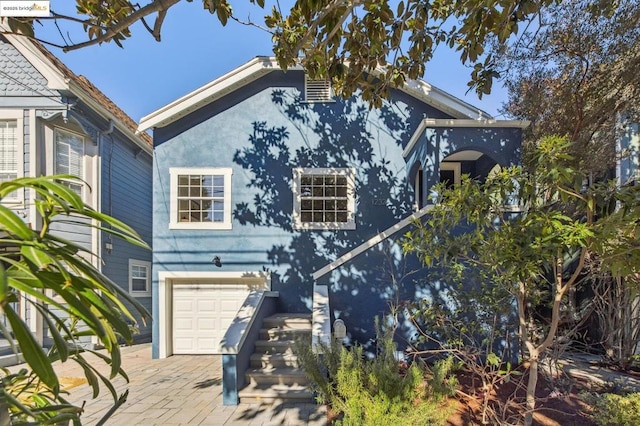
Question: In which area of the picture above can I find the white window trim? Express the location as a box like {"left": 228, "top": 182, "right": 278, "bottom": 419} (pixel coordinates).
{"left": 169, "top": 167, "right": 233, "bottom": 230}
{"left": 0, "top": 111, "right": 25, "bottom": 205}
{"left": 129, "top": 259, "right": 151, "bottom": 297}
{"left": 293, "top": 167, "right": 356, "bottom": 230}
{"left": 54, "top": 127, "right": 86, "bottom": 199}
{"left": 440, "top": 162, "right": 462, "bottom": 185}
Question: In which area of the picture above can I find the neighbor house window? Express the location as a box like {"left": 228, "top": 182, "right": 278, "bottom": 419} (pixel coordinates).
{"left": 0, "top": 120, "right": 18, "bottom": 200}
{"left": 304, "top": 75, "right": 333, "bottom": 102}
{"left": 55, "top": 129, "right": 85, "bottom": 196}
{"left": 129, "top": 259, "right": 151, "bottom": 296}
{"left": 169, "top": 167, "right": 233, "bottom": 230}
{"left": 293, "top": 168, "right": 355, "bottom": 230}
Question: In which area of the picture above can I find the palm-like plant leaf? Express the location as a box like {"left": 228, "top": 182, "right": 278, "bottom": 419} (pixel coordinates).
{"left": 0, "top": 176, "right": 151, "bottom": 423}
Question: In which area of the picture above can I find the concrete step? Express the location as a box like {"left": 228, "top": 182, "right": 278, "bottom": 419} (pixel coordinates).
{"left": 254, "top": 339, "right": 299, "bottom": 355}
{"left": 246, "top": 367, "right": 310, "bottom": 386}
{"left": 251, "top": 353, "right": 300, "bottom": 369}
{"left": 237, "top": 313, "right": 314, "bottom": 405}
{"left": 238, "top": 383, "right": 314, "bottom": 404}
{"left": 262, "top": 313, "right": 312, "bottom": 330}
{"left": 259, "top": 327, "right": 311, "bottom": 341}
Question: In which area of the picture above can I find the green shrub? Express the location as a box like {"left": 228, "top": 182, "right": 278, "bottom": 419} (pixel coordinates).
{"left": 296, "top": 329, "right": 456, "bottom": 425}
{"left": 583, "top": 392, "right": 640, "bottom": 426}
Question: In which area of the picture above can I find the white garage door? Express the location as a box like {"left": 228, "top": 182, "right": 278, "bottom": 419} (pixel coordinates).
{"left": 172, "top": 283, "right": 250, "bottom": 354}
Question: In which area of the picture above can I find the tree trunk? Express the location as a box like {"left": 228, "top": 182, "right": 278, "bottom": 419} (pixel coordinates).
{"left": 524, "top": 352, "right": 539, "bottom": 426}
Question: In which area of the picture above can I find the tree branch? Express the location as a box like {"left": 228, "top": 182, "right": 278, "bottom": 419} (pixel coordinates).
{"left": 152, "top": 9, "right": 168, "bottom": 41}
{"left": 62, "top": 0, "right": 181, "bottom": 52}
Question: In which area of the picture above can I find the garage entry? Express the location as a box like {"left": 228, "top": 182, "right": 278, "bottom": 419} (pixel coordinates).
{"left": 158, "top": 272, "right": 271, "bottom": 357}
{"left": 172, "top": 283, "right": 251, "bottom": 354}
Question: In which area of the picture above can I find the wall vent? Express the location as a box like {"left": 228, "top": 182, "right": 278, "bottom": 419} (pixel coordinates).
{"left": 304, "top": 76, "right": 332, "bottom": 102}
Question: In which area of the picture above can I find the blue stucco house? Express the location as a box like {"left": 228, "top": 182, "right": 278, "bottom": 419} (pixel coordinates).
{"left": 139, "top": 57, "right": 528, "bottom": 403}
{"left": 0, "top": 31, "right": 153, "bottom": 353}
{"left": 138, "top": 56, "right": 527, "bottom": 368}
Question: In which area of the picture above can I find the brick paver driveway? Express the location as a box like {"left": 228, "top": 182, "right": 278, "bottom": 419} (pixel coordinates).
{"left": 46, "top": 344, "right": 326, "bottom": 425}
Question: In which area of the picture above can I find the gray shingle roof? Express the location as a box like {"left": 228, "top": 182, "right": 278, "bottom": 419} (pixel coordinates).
{"left": 0, "top": 35, "right": 57, "bottom": 98}
{"left": 0, "top": 34, "right": 152, "bottom": 148}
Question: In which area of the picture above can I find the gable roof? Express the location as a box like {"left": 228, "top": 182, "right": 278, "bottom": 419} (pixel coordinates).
{"left": 138, "top": 56, "right": 492, "bottom": 133}
{"left": 0, "top": 35, "right": 58, "bottom": 98}
{"left": 0, "top": 28, "right": 152, "bottom": 152}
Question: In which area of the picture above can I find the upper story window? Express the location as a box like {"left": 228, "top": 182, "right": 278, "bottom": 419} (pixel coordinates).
{"left": 304, "top": 75, "right": 333, "bottom": 103}
{"left": 0, "top": 120, "right": 18, "bottom": 200}
{"left": 293, "top": 167, "right": 356, "bottom": 230}
{"left": 129, "top": 259, "right": 151, "bottom": 297}
{"left": 169, "top": 167, "right": 233, "bottom": 230}
{"left": 55, "top": 129, "right": 85, "bottom": 196}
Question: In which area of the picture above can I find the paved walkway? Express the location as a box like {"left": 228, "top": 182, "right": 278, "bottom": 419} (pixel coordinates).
{"left": 33, "top": 344, "right": 327, "bottom": 425}
{"left": 558, "top": 352, "right": 640, "bottom": 392}
{"left": 14, "top": 344, "right": 640, "bottom": 425}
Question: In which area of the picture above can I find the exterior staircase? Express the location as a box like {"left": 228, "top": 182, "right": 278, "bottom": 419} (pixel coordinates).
{"left": 238, "top": 313, "right": 314, "bottom": 404}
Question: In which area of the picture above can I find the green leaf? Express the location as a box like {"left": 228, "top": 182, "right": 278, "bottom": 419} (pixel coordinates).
{"left": 33, "top": 303, "right": 69, "bottom": 363}
{"left": 486, "top": 352, "right": 500, "bottom": 367}
{"left": 78, "top": 358, "right": 101, "bottom": 399}
{"left": 20, "top": 245, "right": 56, "bottom": 269}
{"left": 0, "top": 205, "right": 32, "bottom": 239}
{"left": 4, "top": 305, "right": 59, "bottom": 389}
{"left": 0, "top": 263, "right": 7, "bottom": 301}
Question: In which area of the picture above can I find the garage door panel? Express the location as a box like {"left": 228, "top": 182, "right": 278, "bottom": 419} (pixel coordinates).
{"left": 174, "top": 318, "right": 195, "bottom": 330}
{"left": 221, "top": 300, "right": 242, "bottom": 313}
{"left": 196, "top": 318, "right": 216, "bottom": 329}
{"left": 197, "top": 337, "right": 217, "bottom": 348}
{"left": 174, "top": 299, "right": 195, "bottom": 311}
{"left": 172, "top": 283, "right": 251, "bottom": 354}
{"left": 174, "top": 337, "right": 195, "bottom": 352}
{"left": 196, "top": 299, "right": 217, "bottom": 313}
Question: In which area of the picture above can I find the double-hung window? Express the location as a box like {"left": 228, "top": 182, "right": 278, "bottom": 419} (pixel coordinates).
{"left": 0, "top": 120, "right": 18, "bottom": 201}
{"left": 55, "top": 129, "right": 85, "bottom": 196}
{"left": 293, "top": 168, "right": 356, "bottom": 230}
{"left": 129, "top": 259, "right": 151, "bottom": 297}
{"left": 169, "top": 167, "right": 233, "bottom": 229}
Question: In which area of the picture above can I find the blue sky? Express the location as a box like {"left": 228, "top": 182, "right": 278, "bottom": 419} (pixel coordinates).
{"left": 39, "top": 1, "right": 509, "bottom": 122}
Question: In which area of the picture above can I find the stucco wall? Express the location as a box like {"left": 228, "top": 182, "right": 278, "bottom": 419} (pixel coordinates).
{"left": 151, "top": 69, "right": 523, "bottom": 351}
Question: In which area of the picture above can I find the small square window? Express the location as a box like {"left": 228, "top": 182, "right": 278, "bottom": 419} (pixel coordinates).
{"left": 129, "top": 259, "right": 151, "bottom": 297}
{"left": 293, "top": 168, "right": 356, "bottom": 230}
{"left": 170, "top": 168, "right": 233, "bottom": 230}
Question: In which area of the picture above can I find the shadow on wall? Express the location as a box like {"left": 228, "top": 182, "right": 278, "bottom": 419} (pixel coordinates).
{"left": 232, "top": 88, "right": 520, "bottom": 349}
{"left": 232, "top": 89, "right": 417, "bottom": 339}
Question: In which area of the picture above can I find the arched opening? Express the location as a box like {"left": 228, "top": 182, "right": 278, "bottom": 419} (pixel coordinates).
{"left": 440, "top": 150, "right": 500, "bottom": 186}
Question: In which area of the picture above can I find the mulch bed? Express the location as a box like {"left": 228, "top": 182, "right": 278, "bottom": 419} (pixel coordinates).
{"left": 446, "top": 368, "right": 597, "bottom": 425}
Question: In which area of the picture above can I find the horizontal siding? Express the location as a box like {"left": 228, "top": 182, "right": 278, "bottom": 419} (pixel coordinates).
{"left": 50, "top": 214, "right": 92, "bottom": 250}
{"left": 100, "top": 132, "right": 153, "bottom": 340}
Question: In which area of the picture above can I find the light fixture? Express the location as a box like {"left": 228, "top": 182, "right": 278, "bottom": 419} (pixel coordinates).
{"left": 211, "top": 256, "right": 222, "bottom": 267}
{"left": 333, "top": 319, "right": 346, "bottom": 341}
